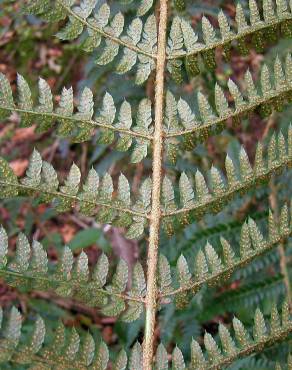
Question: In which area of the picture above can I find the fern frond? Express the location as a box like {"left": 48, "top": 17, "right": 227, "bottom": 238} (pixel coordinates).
{"left": 1, "top": 300, "right": 291, "bottom": 369}
{"left": 0, "top": 306, "right": 143, "bottom": 368}
{"left": 179, "top": 209, "right": 268, "bottom": 254}
{"left": 3, "top": 0, "right": 292, "bottom": 366}
{"left": 159, "top": 201, "right": 291, "bottom": 300}
{"left": 165, "top": 53, "right": 292, "bottom": 156}
{"left": 0, "top": 74, "right": 153, "bottom": 163}
{"left": 25, "top": 0, "right": 157, "bottom": 84}
{"left": 167, "top": 0, "right": 292, "bottom": 64}
{"left": 158, "top": 300, "right": 292, "bottom": 369}
{"left": 0, "top": 227, "right": 146, "bottom": 321}
{"left": 0, "top": 150, "right": 151, "bottom": 239}
{"left": 162, "top": 128, "right": 292, "bottom": 233}
{"left": 186, "top": 300, "right": 292, "bottom": 370}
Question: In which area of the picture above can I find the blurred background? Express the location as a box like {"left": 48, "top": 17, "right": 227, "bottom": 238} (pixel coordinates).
{"left": 0, "top": 0, "right": 292, "bottom": 368}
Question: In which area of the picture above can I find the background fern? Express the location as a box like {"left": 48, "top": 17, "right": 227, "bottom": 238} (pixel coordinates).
{"left": 0, "top": 0, "right": 292, "bottom": 368}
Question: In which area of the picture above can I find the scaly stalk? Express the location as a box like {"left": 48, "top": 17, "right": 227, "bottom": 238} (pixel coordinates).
{"left": 143, "top": 0, "right": 168, "bottom": 368}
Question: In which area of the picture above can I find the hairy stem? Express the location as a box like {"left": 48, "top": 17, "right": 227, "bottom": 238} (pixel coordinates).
{"left": 143, "top": 0, "right": 168, "bottom": 368}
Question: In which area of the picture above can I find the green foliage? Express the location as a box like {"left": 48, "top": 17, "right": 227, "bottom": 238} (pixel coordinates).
{"left": 162, "top": 128, "right": 292, "bottom": 234}
{"left": 0, "top": 301, "right": 291, "bottom": 369}
{"left": 275, "top": 353, "right": 292, "bottom": 369}
{"left": 165, "top": 53, "right": 292, "bottom": 155}
{"left": 25, "top": 0, "right": 156, "bottom": 84}
{"left": 158, "top": 202, "right": 292, "bottom": 304}
{"left": 188, "top": 300, "right": 291, "bottom": 369}
{"left": 167, "top": 0, "right": 292, "bottom": 70}
{"left": 0, "top": 305, "right": 142, "bottom": 369}
{"left": 0, "top": 149, "right": 150, "bottom": 238}
{"left": 0, "top": 74, "right": 153, "bottom": 162}
{"left": 0, "top": 227, "right": 145, "bottom": 321}
{"left": 1, "top": 0, "right": 292, "bottom": 368}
